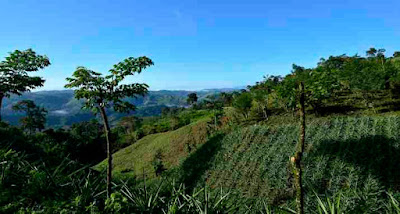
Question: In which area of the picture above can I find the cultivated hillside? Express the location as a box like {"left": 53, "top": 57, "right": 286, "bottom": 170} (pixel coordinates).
{"left": 192, "top": 116, "right": 400, "bottom": 212}
{"left": 106, "top": 115, "right": 400, "bottom": 212}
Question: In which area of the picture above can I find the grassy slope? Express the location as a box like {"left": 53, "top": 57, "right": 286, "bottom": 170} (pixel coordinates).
{"left": 185, "top": 116, "right": 400, "bottom": 212}
{"left": 96, "top": 118, "right": 211, "bottom": 178}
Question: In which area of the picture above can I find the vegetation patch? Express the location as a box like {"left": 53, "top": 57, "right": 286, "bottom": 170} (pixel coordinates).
{"left": 201, "top": 116, "right": 400, "bottom": 212}
{"left": 96, "top": 118, "right": 210, "bottom": 178}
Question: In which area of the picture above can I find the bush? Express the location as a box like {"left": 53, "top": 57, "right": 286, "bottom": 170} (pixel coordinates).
{"left": 152, "top": 149, "right": 166, "bottom": 177}
{"left": 233, "top": 92, "right": 253, "bottom": 119}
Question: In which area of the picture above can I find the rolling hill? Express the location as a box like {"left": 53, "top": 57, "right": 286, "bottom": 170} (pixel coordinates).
{"left": 1, "top": 88, "right": 238, "bottom": 127}
{"left": 95, "top": 117, "right": 211, "bottom": 178}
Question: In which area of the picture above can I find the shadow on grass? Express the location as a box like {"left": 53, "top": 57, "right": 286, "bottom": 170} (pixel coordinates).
{"left": 311, "top": 135, "right": 400, "bottom": 191}
{"left": 317, "top": 105, "right": 362, "bottom": 116}
{"left": 179, "top": 133, "right": 225, "bottom": 191}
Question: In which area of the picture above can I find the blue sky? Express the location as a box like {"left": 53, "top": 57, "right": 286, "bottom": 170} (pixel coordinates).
{"left": 0, "top": 0, "right": 399, "bottom": 91}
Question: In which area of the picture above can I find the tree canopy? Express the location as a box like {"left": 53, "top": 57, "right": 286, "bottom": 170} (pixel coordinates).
{"left": 233, "top": 92, "right": 253, "bottom": 118}
{"left": 65, "top": 56, "right": 153, "bottom": 114}
{"left": 187, "top": 93, "right": 198, "bottom": 105}
{"left": 0, "top": 49, "right": 50, "bottom": 121}
{"left": 245, "top": 47, "right": 400, "bottom": 113}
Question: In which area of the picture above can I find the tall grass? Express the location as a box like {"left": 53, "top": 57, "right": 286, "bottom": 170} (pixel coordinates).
{"left": 386, "top": 192, "right": 400, "bottom": 214}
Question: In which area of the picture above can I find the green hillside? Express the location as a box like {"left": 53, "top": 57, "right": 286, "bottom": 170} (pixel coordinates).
{"left": 96, "top": 117, "right": 211, "bottom": 178}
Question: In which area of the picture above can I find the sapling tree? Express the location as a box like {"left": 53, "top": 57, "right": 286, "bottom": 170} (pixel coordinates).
{"left": 12, "top": 100, "right": 47, "bottom": 134}
{"left": 65, "top": 56, "right": 154, "bottom": 197}
{"left": 233, "top": 92, "right": 253, "bottom": 119}
{"left": 251, "top": 89, "right": 269, "bottom": 120}
{"left": 0, "top": 49, "right": 50, "bottom": 121}
{"left": 204, "top": 95, "right": 224, "bottom": 129}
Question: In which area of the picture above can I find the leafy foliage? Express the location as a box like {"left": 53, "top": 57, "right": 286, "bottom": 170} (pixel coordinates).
{"left": 65, "top": 56, "right": 153, "bottom": 114}
{"left": 152, "top": 149, "right": 166, "bottom": 176}
{"left": 0, "top": 49, "right": 50, "bottom": 97}
{"left": 12, "top": 99, "right": 47, "bottom": 133}
{"left": 187, "top": 92, "right": 198, "bottom": 105}
{"left": 232, "top": 92, "right": 253, "bottom": 118}
{"left": 0, "top": 49, "right": 50, "bottom": 121}
{"left": 238, "top": 48, "right": 400, "bottom": 118}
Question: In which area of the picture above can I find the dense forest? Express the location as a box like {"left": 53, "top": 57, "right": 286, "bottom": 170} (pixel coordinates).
{"left": 2, "top": 48, "right": 400, "bottom": 213}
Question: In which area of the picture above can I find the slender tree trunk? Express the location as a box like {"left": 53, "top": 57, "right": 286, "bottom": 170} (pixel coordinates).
{"left": 214, "top": 110, "right": 217, "bottom": 129}
{"left": 291, "top": 82, "right": 306, "bottom": 214}
{"left": 0, "top": 93, "right": 3, "bottom": 122}
{"left": 99, "top": 107, "right": 112, "bottom": 198}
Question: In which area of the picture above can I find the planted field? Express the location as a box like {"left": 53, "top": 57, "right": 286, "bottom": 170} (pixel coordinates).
{"left": 184, "top": 116, "right": 400, "bottom": 213}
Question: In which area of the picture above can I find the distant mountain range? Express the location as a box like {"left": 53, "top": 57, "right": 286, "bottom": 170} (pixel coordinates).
{"left": 2, "top": 88, "right": 240, "bottom": 128}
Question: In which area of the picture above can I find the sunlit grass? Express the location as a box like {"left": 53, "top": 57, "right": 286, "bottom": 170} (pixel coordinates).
{"left": 95, "top": 117, "right": 211, "bottom": 178}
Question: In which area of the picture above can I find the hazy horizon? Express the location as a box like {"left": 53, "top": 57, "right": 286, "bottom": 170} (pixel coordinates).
{"left": 30, "top": 85, "right": 245, "bottom": 93}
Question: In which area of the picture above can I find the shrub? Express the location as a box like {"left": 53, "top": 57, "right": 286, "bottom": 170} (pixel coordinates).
{"left": 152, "top": 149, "right": 166, "bottom": 177}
